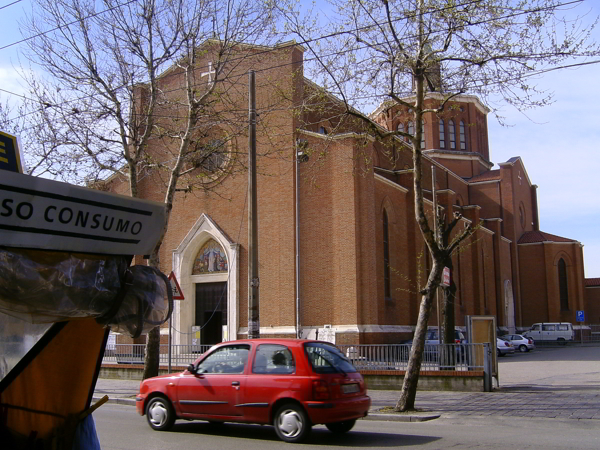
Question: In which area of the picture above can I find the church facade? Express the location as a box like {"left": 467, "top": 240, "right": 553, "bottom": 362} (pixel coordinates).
{"left": 111, "top": 43, "right": 591, "bottom": 347}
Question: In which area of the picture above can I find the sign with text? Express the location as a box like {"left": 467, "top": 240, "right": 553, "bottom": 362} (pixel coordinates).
{"left": 0, "top": 131, "right": 23, "bottom": 173}
{"left": 0, "top": 171, "right": 166, "bottom": 255}
{"left": 441, "top": 266, "right": 451, "bottom": 287}
{"left": 576, "top": 310, "right": 585, "bottom": 322}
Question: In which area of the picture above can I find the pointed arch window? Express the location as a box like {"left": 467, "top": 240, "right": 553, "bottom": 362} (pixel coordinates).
{"left": 421, "top": 120, "right": 426, "bottom": 149}
{"left": 460, "top": 121, "right": 467, "bottom": 150}
{"left": 558, "top": 258, "right": 569, "bottom": 311}
{"left": 383, "top": 210, "right": 391, "bottom": 299}
{"left": 407, "top": 121, "right": 414, "bottom": 143}
{"left": 439, "top": 119, "right": 445, "bottom": 149}
{"left": 449, "top": 120, "right": 456, "bottom": 149}
{"left": 192, "top": 239, "right": 228, "bottom": 274}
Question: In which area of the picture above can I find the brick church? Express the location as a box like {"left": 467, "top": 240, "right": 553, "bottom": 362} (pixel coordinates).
{"left": 110, "top": 42, "right": 594, "bottom": 347}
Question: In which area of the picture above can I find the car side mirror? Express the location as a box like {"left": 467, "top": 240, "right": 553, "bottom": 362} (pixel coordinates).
{"left": 187, "top": 364, "right": 197, "bottom": 374}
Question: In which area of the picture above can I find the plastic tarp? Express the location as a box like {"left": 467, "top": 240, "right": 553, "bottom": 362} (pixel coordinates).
{"left": 0, "top": 247, "right": 172, "bottom": 338}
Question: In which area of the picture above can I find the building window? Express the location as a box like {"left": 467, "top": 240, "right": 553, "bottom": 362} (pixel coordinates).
{"left": 407, "top": 121, "right": 414, "bottom": 143}
{"left": 397, "top": 122, "right": 404, "bottom": 134}
{"left": 190, "top": 138, "right": 229, "bottom": 174}
{"left": 421, "top": 120, "right": 425, "bottom": 149}
{"left": 460, "top": 121, "right": 467, "bottom": 150}
{"left": 558, "top": 258, "right": 569, "bottom": 311}
{"left": 519, "top": 203, "right": 526, "bottom": 229}
{"left": 383, "top": 210, "right": 391, "bottom": 299}
{"left": 439, "top": 119, "right": 445, "bottom": 149}
{"left": 449, "top": 120, "right": 456, "bottom": 149}
{"left": 319, "top": 126, "right": 328, "bottom": 135}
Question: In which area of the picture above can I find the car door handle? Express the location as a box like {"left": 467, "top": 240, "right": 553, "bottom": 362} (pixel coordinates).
{"left": 232, "top": 381, "right": 240, "bottom": 386}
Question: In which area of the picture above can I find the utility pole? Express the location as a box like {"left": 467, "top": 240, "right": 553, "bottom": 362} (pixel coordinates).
{"left": 432, "top": 166, "right": 442, "bottom": 338}
{"left": 248, "top": 70, "right": 260, "bottom": 339}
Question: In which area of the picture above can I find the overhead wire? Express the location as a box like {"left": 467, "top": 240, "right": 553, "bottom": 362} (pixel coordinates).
{"left": 1, "top": 0, "right": 593, "bottom": 126}
{"left": 0, "top": 0, "right": 23, "bottom": 12}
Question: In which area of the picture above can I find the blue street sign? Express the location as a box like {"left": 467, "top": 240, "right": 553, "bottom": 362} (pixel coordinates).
{"left": 576, "top": 310, "right": 585, "bottom": 322}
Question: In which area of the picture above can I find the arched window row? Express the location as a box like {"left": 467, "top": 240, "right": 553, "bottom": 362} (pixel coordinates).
{"left": 395, "top": 120, "right": 425, "bottom": 148}
{"left": 438, "top": 119, "right": 467, "bottom": 151}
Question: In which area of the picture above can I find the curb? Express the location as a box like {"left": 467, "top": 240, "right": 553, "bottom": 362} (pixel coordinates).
{"left": 93, "top": 395, "right": 136, "bottom": 407}
{"left": 364, "top": 412, "right": 441, "bottom": 422}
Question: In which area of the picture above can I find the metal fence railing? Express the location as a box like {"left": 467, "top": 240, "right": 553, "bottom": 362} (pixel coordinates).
{"left": 103, "top": 344, "right": 212, "bottom": 366}
{"left": 336, "top": 343, "right": 487, "bottom": 372}
{"left": 102, "top": 342, "right": 489, "bottom": 371}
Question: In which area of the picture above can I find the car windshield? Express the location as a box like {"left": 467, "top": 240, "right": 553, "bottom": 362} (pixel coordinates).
{"left": 304, "top": 342, "right": 357, "bottom": 374}
{"left": 426, "top": 331, "right": 438, "bottom": 340}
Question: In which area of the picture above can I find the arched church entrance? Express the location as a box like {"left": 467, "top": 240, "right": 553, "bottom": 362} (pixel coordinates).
{"left": 192, "top": 239, "right": 228, "bottom": 345}
{"left": 172, "top": 214, "right": 239, "bottom": 347}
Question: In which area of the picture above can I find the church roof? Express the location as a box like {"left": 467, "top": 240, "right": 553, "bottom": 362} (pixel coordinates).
{"left": 467, "top": 170, "right": 500, "bottom": 183}
{"left": 518, "top": 230, "right": 578, "bottom": 244}
{"left": 585, "top": 278, "right": 600, "bottom": 287}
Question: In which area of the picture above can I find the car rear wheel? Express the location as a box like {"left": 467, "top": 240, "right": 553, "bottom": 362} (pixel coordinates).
{"left": 273, "top": 403, "right": 311, "bottom": 443}
{"left": 326, "top": 419, "right": 356, "bottom": 434}
{"left": 519, "top": 344, "right": 528, "bottom": 352}
{"left": 146, "top": 396, "right": 176, "bottom": 431}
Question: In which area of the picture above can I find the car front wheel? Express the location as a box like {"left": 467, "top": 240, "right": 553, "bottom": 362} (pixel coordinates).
{"left": 146, "top": 396, "right": 176, "bottom": 431}
{"left": 519, "top": 344, "right": 528, "bottom": 352}
{"left": 273, "top": 403, "right": 311, "bottom": 443}
{"left": 326, "top": 419, "right": 356, "bottom": 434}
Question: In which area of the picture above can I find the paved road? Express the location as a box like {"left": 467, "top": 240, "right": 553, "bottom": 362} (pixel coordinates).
{"left": 94, "top": 345, "right": 600, "bottom": 421}
{"left": 95, "top": 403, "right": 600, "bottom": 450}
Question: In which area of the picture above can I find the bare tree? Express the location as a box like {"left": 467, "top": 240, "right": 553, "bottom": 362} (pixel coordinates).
{"left": 281, "top": 0, "right": 599, "bottom": 410}
{"left": 20, "top": 0, "right": 281, "bottom": 378}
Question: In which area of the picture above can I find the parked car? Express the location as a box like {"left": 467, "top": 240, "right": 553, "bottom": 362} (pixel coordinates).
{"left": 136, "top": 339, "right": 371, "bottom": 443}
{"left": 501, "top": 334, "right": 535, "bottom": 352}
{"left": 496, "top": 337, "right": 515, "bottom": 356}
{"left": 523, "top": 322, "right": 574, "bottom": 342}
{"left": 425, "top": 329, "right": 467, "bottom": 344}
{"left": 401, "top": 329, "right": 468, "bottom": 364}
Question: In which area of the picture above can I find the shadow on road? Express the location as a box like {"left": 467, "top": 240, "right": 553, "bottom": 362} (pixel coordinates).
{"left": 171, "top": 421, "right": 442, "bottom": 447}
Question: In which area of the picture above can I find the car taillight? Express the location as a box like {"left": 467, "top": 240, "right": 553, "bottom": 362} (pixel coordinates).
{"left": 528, "top": 339, "right": 533, "bottom": 344}
{"left": 312, "top": 380, "right": 330, "bottom": 400}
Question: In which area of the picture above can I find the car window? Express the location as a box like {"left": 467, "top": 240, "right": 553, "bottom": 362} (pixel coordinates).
{"left": 253, "top": 344, "right": 295, "bottom": 374}
{"left": 542, "top": 324, "right": 555, "bottom": 331}
{"left": 557, "top": 324, "right": 569, "bottom": 331}
{"left": 304, "top": 342, "right": 357, "bottom": 374}
{"left": 426, "top": 331, "right": 438, "bottom": 340}
{"left": 532, "top": 325, "right": 540, "bottom": 331}
{"left": 197, "top": 345, "right": 249, "bottom": 374}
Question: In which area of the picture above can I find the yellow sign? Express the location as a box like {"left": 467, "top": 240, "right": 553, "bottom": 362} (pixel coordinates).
{"left": 0, "top": 130, "right": 22, "bottom": 173}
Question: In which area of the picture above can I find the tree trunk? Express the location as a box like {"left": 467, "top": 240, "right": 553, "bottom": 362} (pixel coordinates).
{"left": 395, "top": 262, "right": 442, "bottom": 411}
{"left": 142, "top": 247, "right": 165, "bottom": 379}
{"left": 142, "top": 326, "right": 161, "bottom": 379}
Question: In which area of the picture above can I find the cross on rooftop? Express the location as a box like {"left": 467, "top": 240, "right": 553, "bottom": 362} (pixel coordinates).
{"left": 201, "top": 62, "right": 216, "bottom": 84}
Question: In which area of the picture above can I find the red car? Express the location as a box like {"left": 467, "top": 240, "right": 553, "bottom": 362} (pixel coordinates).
{"left": 136, "top": 339, "right": 371, "bottom": 443}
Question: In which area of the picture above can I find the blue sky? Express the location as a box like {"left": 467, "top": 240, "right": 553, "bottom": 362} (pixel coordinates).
{"left": 1, "top": 0, "right": 599, "bottom": 277}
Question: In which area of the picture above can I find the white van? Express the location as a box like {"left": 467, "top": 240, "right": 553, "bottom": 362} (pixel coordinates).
{"left": 523, "top": 323, "right": 573, "bottom": 342}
